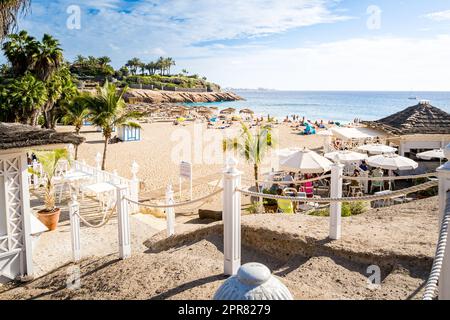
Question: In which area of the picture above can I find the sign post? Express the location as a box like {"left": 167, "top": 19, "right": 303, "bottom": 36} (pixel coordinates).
{"left": 179, "top": 161, "right": 193, "bottom": 200}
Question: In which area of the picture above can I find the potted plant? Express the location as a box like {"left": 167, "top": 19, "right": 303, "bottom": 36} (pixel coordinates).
{"left": 31, "top": 149, "right": 70, "bottom": 231}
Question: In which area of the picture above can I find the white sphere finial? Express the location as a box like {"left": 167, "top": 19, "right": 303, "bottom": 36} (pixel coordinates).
{"left": 214, "top": 263, "right": 293, "bottom": 300}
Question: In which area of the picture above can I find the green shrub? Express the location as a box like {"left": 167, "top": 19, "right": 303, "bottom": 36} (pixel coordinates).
{"left": 341, "top": 203, "right": 352, "bottom": 217}
{"left": 262, "top": 188, "right": 278, "bottom": 206}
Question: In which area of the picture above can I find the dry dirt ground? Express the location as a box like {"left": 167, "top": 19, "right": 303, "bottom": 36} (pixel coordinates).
{"left": 0, "top": 197, "right": 439, "bottom": 300}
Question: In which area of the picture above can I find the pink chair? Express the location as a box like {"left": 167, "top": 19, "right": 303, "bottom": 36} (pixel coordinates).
{"left": 300, "top": 181, "right": 314, "bottom": 198}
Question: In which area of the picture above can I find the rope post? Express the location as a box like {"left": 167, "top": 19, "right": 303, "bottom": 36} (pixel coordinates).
{"left": 166, "top": 185, "right": 175, "bottom": 237}
{"left": 130, "top": 161, "right": 140, "bottom": 214}
{"left": 437, "top": 147, "right": 450, "bottom": 300}
{"left": 116, "top": 185, "right": 131, "bottom": 259}
{"left": 69, "top": 194, "right": 81, "bottom": 262}
{"left": 330, "top": 162, "right": 344, "bottom": 240}
{"left": 223, "top": 157, "right": 242, "bottom": 276}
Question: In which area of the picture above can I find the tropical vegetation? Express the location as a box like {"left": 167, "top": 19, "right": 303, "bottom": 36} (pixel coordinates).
{"left": 0, "top": 0, "right": 30, "bottom": 40}
{"left": 0, "top": 30, "right": 77, "bottom": 128}
{"left": 223, "top": 122, "right": 275, "bottom": 193}
{"left": 78, "top": 81, "right": 142, "bottom": 170}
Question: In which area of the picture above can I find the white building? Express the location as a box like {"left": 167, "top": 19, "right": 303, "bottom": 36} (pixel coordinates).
{"left": 0, "top": 123, "right": 84, "bottom": 283}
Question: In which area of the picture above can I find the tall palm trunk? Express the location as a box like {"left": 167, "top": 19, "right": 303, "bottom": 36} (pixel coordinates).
{"left": 102, "top": 135, "right": 109, "bottom": 170}
{"left": 254, "top": 163, "right": 259, "bottom": 192}
{"left": 74, "top": 127, "right": 80, "bottom": 160}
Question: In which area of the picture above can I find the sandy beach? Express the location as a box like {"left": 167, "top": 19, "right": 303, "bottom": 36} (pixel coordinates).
{"left": 72, "top": 121, "right": 324, "bottom": 198}
{"left": 0, "top": 196, "right": 438, "bottom": 300}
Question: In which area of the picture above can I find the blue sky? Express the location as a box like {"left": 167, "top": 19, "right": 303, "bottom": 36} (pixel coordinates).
{"left": 10, "top": 0, "right": 450, "bottom": 90}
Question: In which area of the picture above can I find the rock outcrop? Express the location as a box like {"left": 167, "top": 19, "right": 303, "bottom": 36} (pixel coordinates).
{"left": 124, "top": 89, "right": 243, "bottom": 104}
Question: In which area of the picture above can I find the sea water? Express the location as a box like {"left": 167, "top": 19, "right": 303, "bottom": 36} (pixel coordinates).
{"left": 185, "top": 90, "right": 450, "bottom": 124}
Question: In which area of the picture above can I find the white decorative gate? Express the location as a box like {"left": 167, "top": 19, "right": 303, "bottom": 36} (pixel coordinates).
{"left": 0, "top": 153, "right": 32, "bottom": 283}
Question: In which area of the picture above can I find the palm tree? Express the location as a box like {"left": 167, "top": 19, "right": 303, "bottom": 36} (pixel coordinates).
{"left": 166, "top": 57, "right": 175, "bottom": 75}
{"left": 0, "top": 0, "right": 31, "bottom": 40}
{"left": 74, "top": 54, "right": 86, "bottom": 66}
{"left": 5, "top": 73, "right": 48, "bottom": 125}
{"left": 223, "top": 122, "right": 274, "bottom": 193}
{"left": 2, "top": 30, "right": 38, "bottom": 76}
{"left": 81, "top": 81, "right": 141, "bottom": 170}
{"left": 126, "top": 57, "right": 141, "bottom": 75}
{"left": 156, "top": 56, "right": 165, "bottom": 75}
{"left": 33, "top": 34, "right": 63, "bottom": 82}
{"left": 98, "top": 56, "right": 111, "bottom": 67}
{"left": 61, "top": 94, "right": 90, "bottom": 159}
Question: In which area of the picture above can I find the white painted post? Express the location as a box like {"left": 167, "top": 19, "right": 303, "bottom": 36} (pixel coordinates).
{"left": 69, "top": 194, "right": 81, "bottom": 262}
{"left": 223, "top": 157, "right": 242, "bottom": 276}
{"left": 95, "top": 152, "right": 102, "bottom": 170}
{"left": 19, "top": 153, "right": 33, "bottom": 278}
{"left": 362, "top": 170, "right": 369, "bottom": 194}
{"left": 437, "top": 145, "right": 450, "bottom": 300}
{"left": 130, "top": 161, "right": 140, "bottom": 214}
{"left": 166, "top": 185, "right": 175, "bottom": 237}
{"left": 329, "top": 162, "right": 344, "bottom": 240}
{"left": 32, "top": 159, "right": 39, "bottom": 189}
{"left": 116, "top": 185, "right": 131, "bottom": 259}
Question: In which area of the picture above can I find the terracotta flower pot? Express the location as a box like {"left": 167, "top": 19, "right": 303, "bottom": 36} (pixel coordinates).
{"left": 37, "top": 208, "right": 61, "bottom": 231}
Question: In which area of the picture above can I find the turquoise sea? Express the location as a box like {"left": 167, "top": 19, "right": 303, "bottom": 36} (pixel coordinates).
{"left": 185, "top": 90, "right": 450, "bottom": 124}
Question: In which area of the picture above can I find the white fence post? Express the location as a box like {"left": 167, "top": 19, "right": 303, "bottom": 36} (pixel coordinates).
{"left": 330, "top": 162, "right": 344, "bottom": 240}
{"left": 69, "top": 194, "right": 81, "bottom": 262}
{"left": 437, "top": 149, "right": 450, "bottom": 300}
{"left": 116, "top": 185, "right": 131, "bottom": 259}
{"left": 130, "top": 161, "right": 140, "bottom": 214}
{"left": 223, "top": 157, "right": 242, "bottom": 276}
{"left": 166, "top": 185, "right": 175, "bottom": 237}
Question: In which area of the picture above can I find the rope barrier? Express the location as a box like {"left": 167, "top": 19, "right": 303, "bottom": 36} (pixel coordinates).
{"left": 74, "top": 203, "right": 117, "bottom": 229}
{"left": 236, "top": 181, "right": 438, "bottom": 203}
{"left": 243, "top": 174, "right": 332, "bottom": 186}
{"left": 124, "top": 188, "right": 224, "bottom": 209}
{"left": 343, "top": 172, "right": 437, "bottom": 182}
{"left": 423, "top": 191, "right": 450, "bottom": 300}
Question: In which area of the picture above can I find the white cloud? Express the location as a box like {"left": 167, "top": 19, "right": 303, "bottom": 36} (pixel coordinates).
{"left": 186, "top": 36, "right": 450, "bottom": 91}
{"left": 424, "top": 10, "right": 450, "bottom": 22}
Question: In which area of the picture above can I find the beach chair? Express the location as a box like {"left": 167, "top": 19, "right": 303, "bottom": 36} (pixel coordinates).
{"left": 300, "top": 181, "right": 314, "bottom": 198}
{"left": 370, "top": 170, "right": 385, "bottom": 193}
{"left": 277, "top": 198, "right": 294, "bottom": 214}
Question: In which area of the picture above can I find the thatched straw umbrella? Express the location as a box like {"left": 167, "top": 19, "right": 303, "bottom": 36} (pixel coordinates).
{"left": 220, "top": 107, "right": 236, "bottom": 115}
{"left": 239, "top": 108, "right": 254, "bottom": 115}
{"left": 169, "top": 106, "right": 189, "bottom": 117}
{"left": 364, "top": 101, "right": 450, "bottom": 135}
